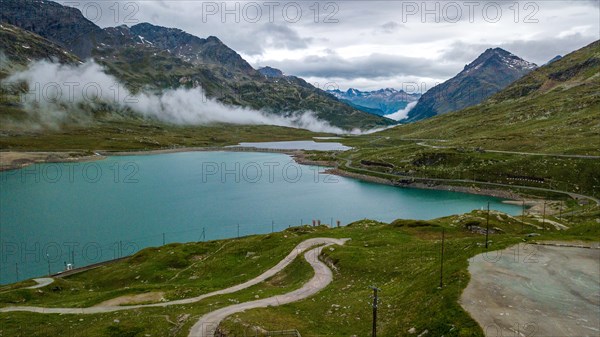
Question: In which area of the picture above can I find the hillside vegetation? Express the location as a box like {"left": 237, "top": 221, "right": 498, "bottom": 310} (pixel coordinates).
{"left": 395, "top": 40, "right": 600, "bottom": 154}
{"left": 0, "top": 1, "right": 393, "bottom": 130}
{"left": 308, "top": 41, "right": 600, "bottom": 201}
{"left": 1, "top": 207, "right": 597, "bottom": 336}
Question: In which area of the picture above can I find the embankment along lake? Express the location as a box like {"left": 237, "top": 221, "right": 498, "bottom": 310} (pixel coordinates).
{"left": 0, "top": 150, "right": 520, "bottom": 283}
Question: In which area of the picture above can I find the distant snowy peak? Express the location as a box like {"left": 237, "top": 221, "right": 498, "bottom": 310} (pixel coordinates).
{"left": 328, "top": 87, "right": 421, "bottom": 116}
{"left": 331, "top": 88, "right": 419, "bottom": 100}
{"left": 406, "top": 47, "right": 536, "bottom": 122}
{"left": 463, "top": 48, "right": 537, "bottom": 74}
{"left": 347, "top": 88, "right": 362, "bottom": 96}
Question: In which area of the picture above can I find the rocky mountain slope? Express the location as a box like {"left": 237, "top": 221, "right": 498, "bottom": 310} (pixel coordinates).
{"left": 0, "top": 22, "right": 80, "bottom": 71}
{"left": 390, "top": 40, "right": 599, "bottom": 155}
{"left": 406, "top": 48, "right": 537, "bottom": 122}
{"left": 0, "top": 0, "right": 393, "bottom": 130}
{"left": 258, "top": 66, "right": 285, "bottom": 78}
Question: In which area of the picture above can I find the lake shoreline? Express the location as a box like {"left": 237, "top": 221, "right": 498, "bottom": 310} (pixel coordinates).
{"left": 0, "top": 151, "right": 106, "bottom": 172}
{"left": 0, "top": 147, "right": 301, "bottom": 172}
{"left": 323, "top": 167, "right": 529, "bottom": 199}
{"left": 329, "top": 168, "right": 572, "bottom": 215}
{"left": 289, "top": 154, "right": 563, "bottom": 215}
{"left": 1, "top": 148, "right": 554, "bottom": 215}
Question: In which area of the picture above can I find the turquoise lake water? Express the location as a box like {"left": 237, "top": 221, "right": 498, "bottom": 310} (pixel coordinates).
{"left": 0, "top": 151, "right": 520, "bottom": 284}
{"left": 229, "top": 140, "right": 352, "bottom": 151}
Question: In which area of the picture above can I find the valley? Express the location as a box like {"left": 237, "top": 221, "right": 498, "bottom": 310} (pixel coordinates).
{"left": 0, "top": 1, "right": 598, "bottom": 336}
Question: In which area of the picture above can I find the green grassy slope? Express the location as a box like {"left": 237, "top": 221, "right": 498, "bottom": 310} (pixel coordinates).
{"left": 392, "top": 40, "right": 600, "bottom": 155}
{"left": 313, "top": 41, "right": 599, "bottom": 200}
{"left": 0, "top": 208, "right": 597, "bottom": 336}
{"left": 0, "top": 118, "right": 331, "bottom": 152}
{"left": 325, "top": 141, "right": 600, "bottom": 199}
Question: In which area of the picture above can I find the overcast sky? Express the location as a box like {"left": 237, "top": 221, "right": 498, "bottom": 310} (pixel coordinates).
{"left": 61, "top": 0, "right": 599, "bottom": 92}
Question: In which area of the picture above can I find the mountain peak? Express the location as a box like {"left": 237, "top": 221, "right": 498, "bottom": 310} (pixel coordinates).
{"left": 346, "top": 88, "right": 362, "bottom": 96}
{"left": 0, "top": 0, "right": 394, "bottom": 130}
{"left": 464, "top": 47, "right": 537, "bottom": 73}
{"left": 407, "top": 47, "right": 537, "bottom": 122}
{"left": 328, "top": 87, "right": 421, "bottom": 116}
{"left": 547, "top": 55, "right": 563, "bottom": 65}
{"left": 487, "top": 47, "right": 510, "bottom": 54}
{"left": 258, "top": 66, "right": 284, "bottom": 78}
{"left": 206, "top": 36, "right": 222, "bottom": 43}
{"left": 127, "top": 24, "right": 255, "bottom": 73}
{"left": 0, "top": 0, "right": 105, "bottom": 57}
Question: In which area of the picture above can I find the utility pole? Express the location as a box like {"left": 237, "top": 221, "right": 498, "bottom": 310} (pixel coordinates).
{"left": 485, "top": 202, "right": 490, "bottom": 249}
{"left": 162, "top": 233, "right": 165, "bottom": 246}
{"left": 15, "top": 263, "right": 19, "bottom": 282}
{"left": 440, "top": 228, "right": 445, "bottom": 288}
{"left": 201, "top": 227, "right": 206, "bottom": 242}
{"left": 46, "top": 254, "right": 51, "bottom": 276}
{"left": 237, "top": 223, "right": 240, "bottom": 238}
{"left": 371, "top": 286, "right": 380, "bottom": 337}
{"left": 571, "top": 207, "right": 574, "bottom": 222}
{"left": 271, "top": 220, "right": 274, "bottom": 233}
{"left": 71, "top": 249, "right": 75, "bottom": 266}
{"left": 559, "top": 204, "right": 562, "bottom": 220}
{"left": 542, "top": 201, "right": 547, "bottom": 225}
{"left": 522, "top": 200, "right": 526, "bottom": 232}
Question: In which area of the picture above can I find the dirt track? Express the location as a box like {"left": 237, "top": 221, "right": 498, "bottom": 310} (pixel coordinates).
{"left": 461, "top": 243, "right": 600, "bottom": 337}
{"left": 0, "top": 238, "right": 348, "bottom": 316}
{"left": 188, "top": 240, "right": 346, "bottom": 337}
{"left": 25, "top": 278, "right": 54, "bottom": 289}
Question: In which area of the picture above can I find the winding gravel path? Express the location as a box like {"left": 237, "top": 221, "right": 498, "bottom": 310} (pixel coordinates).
{"left": 24, "top": 278, "right": 55, "bottom": 289}
{"left": 188, "top": 239, "right": 347, "bottom": 337}
{"left": 0, "top": 238, "right": 348, "bottom": 315}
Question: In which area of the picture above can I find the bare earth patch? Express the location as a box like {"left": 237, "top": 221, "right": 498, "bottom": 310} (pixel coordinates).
{"left": 0, "top": 151, "right": 104, "bottom": 171}
{"left": 94, "top": 292, "right": 165, "bottom": 307}
{"left": 461, "top": 243, "right": 600, "bottom": 336}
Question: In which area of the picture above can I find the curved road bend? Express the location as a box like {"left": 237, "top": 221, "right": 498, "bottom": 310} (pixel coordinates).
{"left": 188, "top": 240, "right": 347, "bottom": 337}
{"left": 412, "top": 139, "right": 600, "bottom": 159}
{"left": 25, "top": 278, "right": 54, "bottom": 289}
{"left": 0, "top": 238, "right": 349, "bottom": 315}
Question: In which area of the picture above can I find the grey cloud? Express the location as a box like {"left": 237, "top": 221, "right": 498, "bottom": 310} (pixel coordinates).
{"left": 441, "top": 34, "right": 599, "bottom": 66}
{"left": 5, "top": 60, "right": 354, "bottom": 133}
{"left": 255, "top": 23, "right": 313, "bottom": 50}
{"left": 56, "top": 0, "right": 599, "bottom": 90}
{"left": 261, "top": 52, "right": 459, "bottom": 80}
{"left": 581, "top": 0, "right": 600, "bottom": 7}
{"left": 379, "top": 21, "right": 406, "bottom": 34}
{"left": 215, "top": 23, "right": 314, "bottom": 55}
